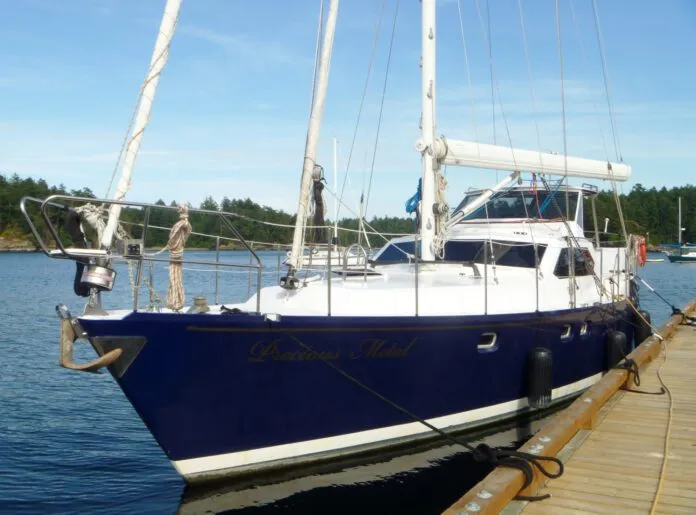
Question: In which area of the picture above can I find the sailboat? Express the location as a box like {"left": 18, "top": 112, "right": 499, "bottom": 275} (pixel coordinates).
{"left": 21, "top": 0, "right": 643, "bottom": 485}
{"left": 667, "top": 197, "right": 696, "bottom": 263}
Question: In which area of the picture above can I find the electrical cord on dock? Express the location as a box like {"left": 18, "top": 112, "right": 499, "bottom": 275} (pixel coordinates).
{"left": 623, "top": 291, "right": 679, "bottom": 515}
{"left": 274, "top": 327, "right": 563, "bottom": 501}
{"left": 649, "top": 333, "right": 674, "bottom": 515}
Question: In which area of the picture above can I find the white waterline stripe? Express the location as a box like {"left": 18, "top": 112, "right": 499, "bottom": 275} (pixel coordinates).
{"left": 172, "top": 373, "right": 602, "bottom": 477}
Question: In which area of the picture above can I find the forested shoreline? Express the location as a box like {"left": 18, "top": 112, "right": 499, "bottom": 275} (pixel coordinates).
{"left": 1, "top": 172, "right": 694, "bottom": 250}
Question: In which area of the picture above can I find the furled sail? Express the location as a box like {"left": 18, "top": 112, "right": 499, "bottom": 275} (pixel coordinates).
{"left": 288, "top": 0, "right": 339, "bottom": 273}
{"left": 100, "top": 0, "right": 182, "bottom": 249}
{"left": 433, "top": 139, "right": 631, "bottom": 182}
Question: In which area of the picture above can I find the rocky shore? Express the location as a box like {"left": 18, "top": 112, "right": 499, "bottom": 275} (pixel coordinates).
{"left": 0, "top": 236, "right": 37, "bottom": 252}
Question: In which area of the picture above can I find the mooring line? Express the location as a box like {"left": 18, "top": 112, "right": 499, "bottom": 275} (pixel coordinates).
{"left": 272, "top": 326, "right": 563, "bottom": 501}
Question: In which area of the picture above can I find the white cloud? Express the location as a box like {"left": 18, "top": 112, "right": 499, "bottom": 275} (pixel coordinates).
{"left": 3, "top": 72, "right": 694, "bottom": 218}
{"left": 179, "top": 26, "right": 309, "bottom": 69}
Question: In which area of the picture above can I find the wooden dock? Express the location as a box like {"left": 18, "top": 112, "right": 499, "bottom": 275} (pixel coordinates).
{"left": 444, "top": 301, "right": 696, "bottom": 515}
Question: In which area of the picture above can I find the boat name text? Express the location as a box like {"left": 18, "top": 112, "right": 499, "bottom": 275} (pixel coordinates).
{"left": 248, "top": 338, "right": 418, "bottom": 363}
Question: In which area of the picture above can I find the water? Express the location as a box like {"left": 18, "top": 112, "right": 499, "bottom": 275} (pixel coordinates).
{"left": 1, "top": 251, "right": 694, "bottom": 514}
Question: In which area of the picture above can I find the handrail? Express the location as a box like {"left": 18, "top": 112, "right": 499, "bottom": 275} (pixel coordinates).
{"left": 21, "top": 194, "right": 636, "bottom": 318}
{"left": 342, "top": 243, "right": 369, "bottom": 282}
{"left": 20, "top": 194, "right": 265, "bottom": 313}
{"left": 19, "top": 196, "right": 70, "bottom": 258}
{"left": 132, "top": 206, "right": 151, "bottom": 310}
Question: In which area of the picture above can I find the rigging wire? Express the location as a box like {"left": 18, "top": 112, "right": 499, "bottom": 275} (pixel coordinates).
{"left": 364, "top": 0, "right": 400, "bottom": 220}
{"left": 590, "top": 0, "right": 622, "bottom": 162}
{"left": 119, "top": 212, "right": 411, "bottom": 242}
{"left": 103, "top": 12, "right": 181, "bottom": 200}
{"left": 515, "top": 0, "right": 546, "bottom": 310}
{"left": 568, "top": 0, "right": 610, "bottom": 162}
{"left": 589, "top": 0, "right": 628, "bottom": 245}
{"left": 516, "top": 0, "right": 544, "bottom": 163}
{"left": 471, "top": 0, "right": 501, "bottom": 282}
{"left": 455, "top": 0, "right": 480, "bottom": 146}
{"left": 324, "top": 186, "right": 415, "bottom": 260}
{"left": 555, "top": 0, "right": 570, "bottom": 223}
{"left": 473, "top": 0, "right": 519, "bottom": 173}
{"left": 485, "top": 0, "right": 497, "bottom": 181}
{"left": 336, "top": 0, "right": 389, "bottom": 222}
{"left": 555, "top": 0, "right": 576, "bottom": 308}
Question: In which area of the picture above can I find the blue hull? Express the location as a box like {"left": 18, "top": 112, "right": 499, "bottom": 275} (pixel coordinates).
{"left": 79, "top": 304, "right": 634, "bottom": 482}
{"left": 668, "top": 254, "right": 696, "bottom": 263}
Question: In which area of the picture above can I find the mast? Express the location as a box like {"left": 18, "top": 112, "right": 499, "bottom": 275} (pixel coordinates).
{"left": 288, "top": 0, "right": 339, "bottom": 273}
{"left": 678, "top": 196, "right": 683, "bottom": 248}
{"left": 101, "top": 0, "right": 182, "bottom": 249}
{"left": 418, "top": 0, "right": 438, "bottom": 261}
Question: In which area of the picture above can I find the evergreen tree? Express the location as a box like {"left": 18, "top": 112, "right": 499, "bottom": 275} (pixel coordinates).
{"left": 2, "top": 171, "right": 695, "bottom": 249}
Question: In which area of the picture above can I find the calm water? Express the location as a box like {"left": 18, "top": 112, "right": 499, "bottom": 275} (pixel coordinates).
{"left": 1, "top": 251, "right": 694, "bottom": 514}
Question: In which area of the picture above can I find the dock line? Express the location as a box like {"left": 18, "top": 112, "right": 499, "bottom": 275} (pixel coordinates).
{"left": 637, "top": 275, "right": 696, "bottom": 325}
{"left": 271, "top": 324, "right": 564, "bottom": 501}
{"left": 442, "top": 298, "right": 696, "bottom": 514}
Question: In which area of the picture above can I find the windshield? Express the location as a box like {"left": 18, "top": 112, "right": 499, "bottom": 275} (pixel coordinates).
{"left": 371, "top": 239, "right": 546, "bottom": 267}
{"left": 454, "top": 190, "right": 579, "bottom": 220}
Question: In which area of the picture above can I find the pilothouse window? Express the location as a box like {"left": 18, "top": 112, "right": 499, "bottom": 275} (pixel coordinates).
{"left": 372, "top": 239, "right": 547, "bottom": 267}
{"left": 472, "top": 241, "right": 546, "bottom": 268}
{"left": 455, "top": 190, "right": 579, "bottom": 221}
{"left": 372, "top": 239, "right": 546, "bottom": 267}
{"left": 554, "top": 248, "right": 595, "bottom": 277}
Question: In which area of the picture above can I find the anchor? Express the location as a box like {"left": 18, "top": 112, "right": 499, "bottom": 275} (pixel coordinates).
{"left": 57, "top": 305, "right": 122, "bottom": 373}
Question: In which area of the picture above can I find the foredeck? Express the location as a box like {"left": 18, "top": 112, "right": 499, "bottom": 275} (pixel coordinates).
{"left": 444, "top": 301, "right": 696, "bottom": 515}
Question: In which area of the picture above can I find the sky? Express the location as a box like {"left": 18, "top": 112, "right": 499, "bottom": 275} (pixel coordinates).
{"left": 1, "top": 0, "right": 695, "bottom": 218}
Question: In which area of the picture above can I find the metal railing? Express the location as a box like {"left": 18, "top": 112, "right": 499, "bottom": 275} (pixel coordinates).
{"left": 19, "top": 195, "right": 638, "bottom": 318}
{"left": 20, "top": 195, "right": 265, "bottom": 313}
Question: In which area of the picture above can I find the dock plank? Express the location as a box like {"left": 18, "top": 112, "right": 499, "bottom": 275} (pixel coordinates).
{"left": 523, "top": 320, "right": 696, "bottom": 514}
{"left": 443, "top": 303, "right": 696, "bottom": 514}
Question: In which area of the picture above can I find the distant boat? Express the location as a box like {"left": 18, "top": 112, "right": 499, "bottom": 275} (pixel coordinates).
{"left": 668, "top": 252, "right": 696, "bottom": 263}
{"left": 660, "top": 243, "right": 696, "bottom": 249}
{"left": 646, "top": 258, "right": 664, "bottom": 263}
{"left": 667, "top": 197, "right": 696, "bottom": 263}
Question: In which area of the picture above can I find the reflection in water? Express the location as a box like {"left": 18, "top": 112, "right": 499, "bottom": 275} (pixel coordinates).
{"left": 178, "top": 405, "right": 568, "bottom": 514}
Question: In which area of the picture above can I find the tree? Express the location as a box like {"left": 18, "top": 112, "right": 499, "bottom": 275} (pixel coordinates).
{"left": 3, "top": 171, "right": 695, "bottom": 249}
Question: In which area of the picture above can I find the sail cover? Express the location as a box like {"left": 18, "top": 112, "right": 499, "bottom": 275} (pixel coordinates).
{"left": 434, "top": 139, "right": 631, "bottom": 182}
